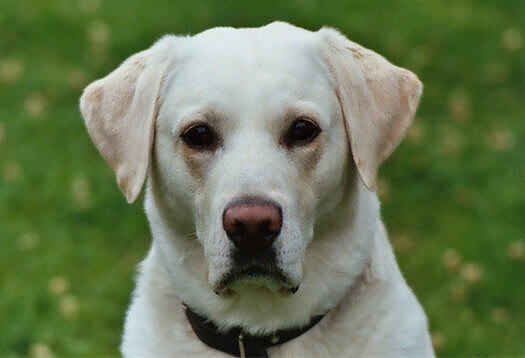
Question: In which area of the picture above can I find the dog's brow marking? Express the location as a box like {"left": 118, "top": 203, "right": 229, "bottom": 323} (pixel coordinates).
{"left": 295, "top": 136, "right": 323, "bottom": 195}
{"left": 181, "top": 148, "right": 207, "bottom": 184}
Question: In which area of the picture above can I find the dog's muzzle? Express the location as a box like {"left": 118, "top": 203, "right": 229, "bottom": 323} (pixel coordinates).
{"left": 214, "top": 197, "right": 298, "bottom": 295}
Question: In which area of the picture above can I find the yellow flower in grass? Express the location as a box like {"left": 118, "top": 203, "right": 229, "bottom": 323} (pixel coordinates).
{"left": 443, "top": 248, "right": 462, "bottom": 272}
{"left": 3, "top": 161, "right": 22, "bottom": 182}
{"left": 448, "top": 90, "right": 471, "bottom": 122}
{"left": 431, "top": 331, "right": 446, "bottom": 352}
{"left": 17, "top": 232, "right": 40, "bottom": 251}
{"left": 88, "top": 21, "right": 110, "bottom": 46}
{"left": 487, "top": 128, "right": 515, "bottom": 152}
{"left": 406, "top": 122, "right": 424, "bottom": 144}
{"left": 441, "top": 129, "right": 463, "bottom": 156}
{"left": 68, "top": 69, "right": 88, "bottom": 90}
{"left": 491, "top": 307, "right": 509, "bottom": 324}
{"left": 60, "top": 294, "right": 79, "bottom": 320}
{"left": 450, "top": 282, "right": 467, "bottom": 303}
{"left": 79, "top": 0, "right": 101, "bottom": 14}
{"left": 0, "top": 59, "right": 23, "bottom": 84}
{"left": 507, "top": 241, "right": 524, "bottom": 260}
{"left": 24, "top": 93, "right": 48, "bottom": 118}
{"left": 30, "top": 343, "right": 54, "bottom": 358}
{"left": 502, "top": 28, "right": 522, "bottom": 52}
{"left": 393, "top": 234, "right": 414, "bottom": 252}
{"left": 72, "top": 175, "right": 92, "bottom": 209}
{"left": 49, "top": 276, "right": 69, "bottom": 296}
{"left": 460, "top": 262, "right": 483, "bottom": 284}
{"left": 376, "top": 178, "right": 390, "bottom": 202}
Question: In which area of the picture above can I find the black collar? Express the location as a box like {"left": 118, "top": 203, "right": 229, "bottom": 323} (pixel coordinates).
{"left": 184, "top": 305, "right": 325, "bottom": 358}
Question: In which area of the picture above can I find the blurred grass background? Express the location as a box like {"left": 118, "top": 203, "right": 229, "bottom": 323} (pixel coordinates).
{"left": 1, "top": 0, "right": 524, "bottom": 357}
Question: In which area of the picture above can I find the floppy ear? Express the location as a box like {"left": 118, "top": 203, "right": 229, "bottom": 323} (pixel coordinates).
{"left": 319, "top": 28, "right": 423, "bottom": 190}
{"left": 80, "top": 42, "right": 170, "bottom": 203}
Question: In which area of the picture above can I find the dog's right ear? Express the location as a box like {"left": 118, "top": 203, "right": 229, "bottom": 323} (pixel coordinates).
{"left": 79, "top": 39, "right": 172, "bottom": 203}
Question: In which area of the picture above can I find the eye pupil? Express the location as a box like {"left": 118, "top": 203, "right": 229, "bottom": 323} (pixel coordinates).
{"left": 182, "top": 124, "right": 217, "bottom": 149}
{"left": 292, "top": 121, "right": 311, "bottom": 139}
{"left": 285, "top": 119, "right": 320, "bottom": 146}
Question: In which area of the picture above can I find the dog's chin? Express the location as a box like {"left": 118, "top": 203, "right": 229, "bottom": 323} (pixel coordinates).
{"left": 213, "top": 267, "right": 299, "bottom": 297}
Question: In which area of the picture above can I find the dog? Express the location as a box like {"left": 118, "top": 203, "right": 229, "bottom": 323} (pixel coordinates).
{"left": 80, "top": 22, "right": 435, "bottom": 357}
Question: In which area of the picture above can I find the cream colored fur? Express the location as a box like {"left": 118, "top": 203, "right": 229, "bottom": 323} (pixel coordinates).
{"left": 80, "top": 22, "right": 435, "bottom": 357}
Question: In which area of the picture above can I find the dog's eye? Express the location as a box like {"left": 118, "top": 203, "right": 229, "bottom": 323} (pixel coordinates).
{"left": 181, "top": 124, "right": 218, "bottom": 150}
{"left": 284, "top": 119, "right": 321, "bottom": 147}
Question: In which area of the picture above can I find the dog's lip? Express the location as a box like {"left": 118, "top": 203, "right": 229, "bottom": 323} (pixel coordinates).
{"left": 213, "top": 265, "right": 298, "bottom": 295}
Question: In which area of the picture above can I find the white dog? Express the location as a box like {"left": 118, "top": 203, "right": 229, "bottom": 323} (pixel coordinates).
{"left": 80, "top": 22, "right": 435, "bottom": 358}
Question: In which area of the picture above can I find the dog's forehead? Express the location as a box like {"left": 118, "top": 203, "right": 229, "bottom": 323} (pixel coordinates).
{"left": 163, "top": 23, "right": 334, "bottom": 123}
{"left": 182, "top": 24, "right": 324, "bottom": 82}
{"left": 190, "top": 22, "right": 317, "bottom": 54}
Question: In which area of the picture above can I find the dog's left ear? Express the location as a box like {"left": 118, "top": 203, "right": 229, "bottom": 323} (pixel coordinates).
{"left": 80, "top": 39, "right": 172, "bottom": 203}
{"left": 319, "top": 28, "right": 422, "bottom": 190}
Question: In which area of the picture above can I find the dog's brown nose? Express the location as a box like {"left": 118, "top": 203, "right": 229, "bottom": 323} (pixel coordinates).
{"left": 223, "top": 198, "right": 282, "bottom": 254}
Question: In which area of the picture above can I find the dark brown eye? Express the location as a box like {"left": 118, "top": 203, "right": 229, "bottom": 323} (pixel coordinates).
{"left": 284, "top": 119, "right": 321, "bottom": 147}
{"left": 181, "top": 124, "right": 218, "bottom": 150}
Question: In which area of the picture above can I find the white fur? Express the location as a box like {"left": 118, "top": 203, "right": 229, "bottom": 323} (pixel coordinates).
{"left": 80, "top": 22, "right": 435, "bottom": 357}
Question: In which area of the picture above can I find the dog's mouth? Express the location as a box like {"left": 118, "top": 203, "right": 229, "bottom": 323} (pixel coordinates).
{"left": 213, "top": 265, "right": 299, "bottom": 296}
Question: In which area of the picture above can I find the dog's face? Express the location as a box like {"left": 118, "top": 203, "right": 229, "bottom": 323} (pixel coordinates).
{"left": 153, "top": 26, "right": 349, "bottom": 296}
{"left": 80, "top": 22, "right": 422, "bottom": 332}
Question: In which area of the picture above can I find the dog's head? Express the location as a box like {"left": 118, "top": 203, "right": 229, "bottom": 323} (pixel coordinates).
{"left": 80, "top": 22, "right": 421, "bottom": 332}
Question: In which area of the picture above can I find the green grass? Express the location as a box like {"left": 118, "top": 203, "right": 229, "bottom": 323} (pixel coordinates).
{"left": 1, "top": 0, "right": 524, "bottom": 356}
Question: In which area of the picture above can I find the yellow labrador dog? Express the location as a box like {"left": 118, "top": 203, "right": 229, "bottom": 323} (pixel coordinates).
{"left": 80, "top": 22, "right": 435, "bottom": 358}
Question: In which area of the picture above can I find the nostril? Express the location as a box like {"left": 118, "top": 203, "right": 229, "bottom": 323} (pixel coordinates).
{"left": 233, "top": 220, "right": 245, "bottom": 233}
{"left": 259, "top": 219, "right": 271, "bottom": 232}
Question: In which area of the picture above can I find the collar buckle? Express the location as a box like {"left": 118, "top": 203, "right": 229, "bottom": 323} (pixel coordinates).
{"left": 238, "top": 333, "right": 246, "bottom": 358}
